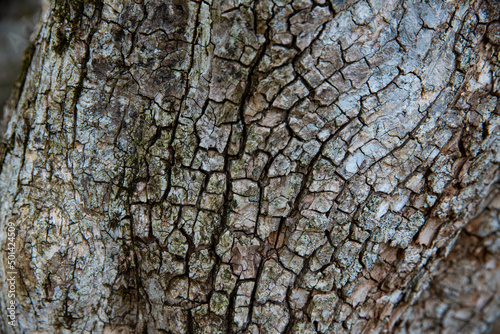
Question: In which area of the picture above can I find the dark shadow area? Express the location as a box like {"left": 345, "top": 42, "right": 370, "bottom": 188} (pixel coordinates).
{"left": 0, "top": 0, "right": 41, "bottom": 116}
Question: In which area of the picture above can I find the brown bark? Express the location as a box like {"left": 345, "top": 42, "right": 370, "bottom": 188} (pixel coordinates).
{"left": 0, "top": 0, "right": 499, "bottom": 333}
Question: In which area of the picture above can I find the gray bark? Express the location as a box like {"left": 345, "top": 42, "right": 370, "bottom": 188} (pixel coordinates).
{"left": 1, "top": 0, "right": 500, "bottom": 333}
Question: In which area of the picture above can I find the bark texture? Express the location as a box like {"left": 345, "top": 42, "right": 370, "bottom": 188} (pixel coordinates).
{"left": 1, "top": 0, "right": 500, "bottom": 333}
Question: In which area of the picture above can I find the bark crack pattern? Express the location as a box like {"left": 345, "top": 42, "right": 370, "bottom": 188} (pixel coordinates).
{"left": 0, "top": 0, "right": 500, "bottom": 333}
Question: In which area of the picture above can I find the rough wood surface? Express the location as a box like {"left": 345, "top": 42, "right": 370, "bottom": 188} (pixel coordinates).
{"left": 0, "top": 0, "right": 499, "bottom": 333}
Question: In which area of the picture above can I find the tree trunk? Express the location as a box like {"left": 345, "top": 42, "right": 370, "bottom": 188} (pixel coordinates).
{"left": 1, "top": 0, "right": 499, "bottom": 333}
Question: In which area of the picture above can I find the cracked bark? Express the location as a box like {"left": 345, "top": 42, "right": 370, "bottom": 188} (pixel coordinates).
{"left": 1, "top": 0, "right": 500, "bottom": 333}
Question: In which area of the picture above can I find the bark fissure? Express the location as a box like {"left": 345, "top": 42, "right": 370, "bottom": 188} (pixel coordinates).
{"left": 0, "top": 0, "right": 499, "bottom": 333}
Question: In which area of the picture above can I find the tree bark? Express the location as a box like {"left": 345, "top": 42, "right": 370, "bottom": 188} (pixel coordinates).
{"left": 1, "top": 0, "right": 499, "bottom": 333}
